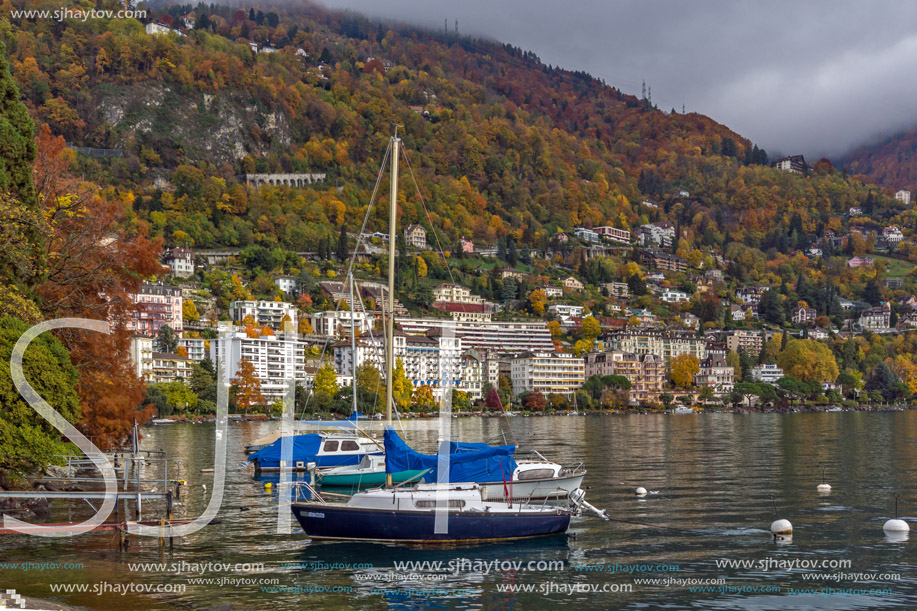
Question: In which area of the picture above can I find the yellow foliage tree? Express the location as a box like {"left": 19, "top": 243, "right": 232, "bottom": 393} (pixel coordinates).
{"left": 777, "top": 339, "right": 839, "bottom": 383}
{"left": 298, "top": 318, "right": 314, "bottom": 334}
{"left": 528, "top": 289, "right": 547, "bottom": 316}
{"left": 313, "top": 363, "right": 339, "bottom": 397}
{"left": 671, "top": 354, "right": 700, "bottom": 388}
{"left": 182, "top": 299, "right": 199, "bottom": 322}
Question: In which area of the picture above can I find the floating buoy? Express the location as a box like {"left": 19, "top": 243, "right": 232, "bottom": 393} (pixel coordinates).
{"left": 770, "top": 496, "right": 793, "bottom": 540}
{"left": 883, "top": 494, "right": 909, "bottom": 533}
{"left": 264, "top": 482, "right": 272, "bottom": 492}
{"left": 635, "top": 487, "right": 647, "bottom": 496}
{"left": 817, "top": 468, "right": 831, "bottom": 493}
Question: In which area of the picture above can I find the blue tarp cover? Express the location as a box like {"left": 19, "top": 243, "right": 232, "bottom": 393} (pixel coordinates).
{"left": 383, "top": 428, "right": 517, "bottom": 483}
{"left": 247, "top": 434, "right": 371, "bottom": 469}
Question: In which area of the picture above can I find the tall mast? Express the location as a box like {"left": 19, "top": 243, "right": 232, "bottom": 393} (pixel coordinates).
{"left": 350, "top": 273, "right": 357, "bottom": 417}
{"left": 385, "top": 129, "right": 400, "bottom": 487}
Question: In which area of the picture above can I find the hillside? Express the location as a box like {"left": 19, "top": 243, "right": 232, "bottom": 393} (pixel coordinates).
{"left": 0, "top": 0, "right": 910, "bottom": 281}
{"left": 841, "top": 126, "right": 917, "bottom": 192}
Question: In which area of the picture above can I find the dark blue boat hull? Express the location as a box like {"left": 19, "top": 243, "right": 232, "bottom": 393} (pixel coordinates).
{"left": 291, "top": 503, "right": 571, "bottom": 542}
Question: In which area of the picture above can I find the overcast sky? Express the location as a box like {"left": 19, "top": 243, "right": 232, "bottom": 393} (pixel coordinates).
{"left": 320, "top": 0, "right": 917, "bottom": 160}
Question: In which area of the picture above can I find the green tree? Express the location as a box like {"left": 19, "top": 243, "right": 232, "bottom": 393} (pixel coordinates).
{"left": 660, "top": 393, "right": 674, "bottom": 408}
{"left": 355, "top": 362, "right": 381, "bottom": 392}
{"left": 155, "top": 324, "right": 179, "bottom": 353}
{"left": 451, "top": 389, "right": 470, "bottom": 411}
{"left": 152, "top": 381, "right": 198, "bottom": 413}
{"left": 337, "top": 225, "right": 348, "bottom": 262}
{"left": 0, "top": 317, "right": 80, "bottom": 478}
{"left": 189, "top": 362, "right": 217, "bottom": 403}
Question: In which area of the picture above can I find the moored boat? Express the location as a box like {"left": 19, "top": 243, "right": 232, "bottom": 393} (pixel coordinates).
{"left": 291, "top": 482, "right": 573, "bottom": 543}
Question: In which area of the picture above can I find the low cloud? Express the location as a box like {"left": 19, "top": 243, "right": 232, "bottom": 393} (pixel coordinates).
{"left": 322, "top": 0, "right": 917, "bottom": 159}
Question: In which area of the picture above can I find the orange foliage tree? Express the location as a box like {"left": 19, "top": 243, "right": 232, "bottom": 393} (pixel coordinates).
{"left": 32, "top": 125, "right": 162, "bottom": 449}
{"left": 231, "top": 358, "right": 264, "bottom": 411}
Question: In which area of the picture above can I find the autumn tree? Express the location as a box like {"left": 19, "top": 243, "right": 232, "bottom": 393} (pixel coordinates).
{"left": 391, "top": 358, "right": 412, "bottom": 410}
{"left": 777, "top": 339, "right": 839, "bottom": 384}
{"left": 671, "top": 354, "right": 700, "bottom": 388}
{"left": 231, "top": 358, "right": 265, "bottom": 411}
{"left": 528, "top": 289, "right": 547, "bottom": 316}
{"left": 411, "top": 385, "right": 435, "bottom": 411}
{"left": 522, "top": 390, "right": 547, "bottom": 412}
{"left": 485, "top": 387, "right": 503, "bottom": 411}
{"left": 313, "top": 362, "right": 339, "bottom": 397}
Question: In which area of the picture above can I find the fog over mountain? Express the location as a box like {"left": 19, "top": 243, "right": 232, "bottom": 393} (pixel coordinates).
{"left": 322, "top": 0, "right": 917, "bottom": 160}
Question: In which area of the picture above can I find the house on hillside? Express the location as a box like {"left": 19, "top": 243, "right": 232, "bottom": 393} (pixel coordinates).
{"left": 404, "top": 224, "right": 427, "bottom": 249}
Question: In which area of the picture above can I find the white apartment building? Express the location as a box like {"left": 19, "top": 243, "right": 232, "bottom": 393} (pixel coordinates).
{"left": 510, "top": 351, "right": 585, "bottom": 398}
{"left": 311, "top": 310, "right": 374, "bottom": 337}
{"left": 230, "top": 300, "right": 298, "bottom": 331}
{"left": 396, "top": 318, "right": 554, "bottom": 355}
{"left": 162, "top": 248, "right": 194, "bottom": 278}
{"left": 660, "top": 288, "right": 690, "bottom": 303}
{"left": 695, "top": 355, "right": 735, "bottom": 393}
{"left": 895, "top": 190, "right": 911, "bottom": 205}
{"left": 539, "top": 286, "right": 564, "bottom": 298}
{"left": 548, "top": 304, "right": 585, "bottom": 319}
{"left": 752, "top": 363, "right": 784, "bottom": 384}
{"left": 178, "top": 338, "right": 207, "bottom": 362}
{"left": 726, "top": 330, "right": 763, "bottom": 355}
{"left": 574, "top": 227, "right": 600, "bottom": 243}
{"left": 211, "top": 331, "right": 308, "bottom": 402}
{"left": 332, "top": 331, "right": 462, "bottom": 403}
{"left": 275, "top": 275, "right": 298, "bottom": 294}
{"left": 129, "top": 336, "right": 153, "bottom": 380}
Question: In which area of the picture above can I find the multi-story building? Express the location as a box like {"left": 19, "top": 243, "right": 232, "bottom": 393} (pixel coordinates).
{"left": 458, "top": 237, "right": 474, "bottom": 253}
{"left": 736, "top": 286, "right": 766, "bottom": 305}
{"left": 460, "top": 349, "right": 500, "bottom": 400}
{"left": 548, "top": 304, "right": 585, "bottom": 319}
{"left": 583, "top": 351, "right": 665, "bottom": 403}
{"left": 695, "top": 355, "right": 735, "bottom": 393}
{"left": 404, "top": 224, "right": 427, "bottom": 249}
{"left": 178, "top": 338, "right": 207, "bottom": 361}
{"left": 396, "top": 318, "right": 554, "bottom": 355}
{"left": 895, "top": 190, "right": 911, "bottom": 205}
{"left": 211, "top": 331, "right": 309, "bottom": 401}
{"left": 604, "top": 328, "right": 708, "bottom": 361}
{"left": 432, "top": 284, "right": 485, "bottom": 304}
{"left": 605, "top": 282, "right": 629, "bottom": 298}
{"left": 859, "top": 302, "right": 891, "bottom": 331}
{"left": 563, "top": 276, "right": 584, "bottom": 291}
{"left": 725, "top": 330, "right": 763, "bottom": 355}
{"left": 148, "top": 352, "right": 193, "bottom": 384}
{"left": 162, "top": 248, "right": 194, "bottom": 278}
{"left": 230, "top": 300, "right": 298, "bottom": 331}
{"left": 574, "top": 227, "right": 600, "bottom": 243}
{"left": 509, "top": 351, "right": 585, "bottom": 398}
{"left": 275, "top": 275, "right": 298, "bottom": 295}
{"left": 883, "top": 226, "right": 905, "bottom": 246}
{"left": 594, "top": 226, "right": 631, "bottom": 244}
{"left": 539, "top": 285, "right": 564, "bottom": 299}
{"left": 332, "top": 330, "right": 462, "bottom": 403}
{"left": 129, "top": 336, "right": 154, "bottom": 380}
{"left": 792, "top": 306, "right": 817, "bottom": 325}
{"left": 660, "top": 288, "right": 690, "bottom": 303}
{"left": 311, "top": 310, "right": 374, "bottom": 337}
{"left": 432, "top": 303, "right": 493, "bottom": 323}
{"left": 635, "top": 223, "right": 676, "bottom": 248}
{"left": 637, "top": 249, "right": 688, "bottom": 273}
{"left": 773, "top": 155, "right": 808, "bottom": 174}
{"left": 752, "top": 363, "right": 784, "bottom": 383}
{"left": 128, "top": 283, "right": 183, "bottom": 337}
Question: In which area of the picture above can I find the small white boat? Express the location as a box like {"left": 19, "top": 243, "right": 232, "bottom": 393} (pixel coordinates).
{"left": 151, "top": 418, "right": 177, "bottom": 424}
{"left": 673, "top": 405, "right": 694, "bottom": 414}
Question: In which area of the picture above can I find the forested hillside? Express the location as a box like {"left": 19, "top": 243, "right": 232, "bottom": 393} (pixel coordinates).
{"left": 1, "top": 0, "right": 900, "bottom": 256}
{"left": 842, "top": 127, "right": 917, "bottom": 192}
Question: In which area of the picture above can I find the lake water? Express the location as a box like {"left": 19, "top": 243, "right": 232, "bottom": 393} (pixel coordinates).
{"left": 1, "top": 412, "right": 916, "bottom": 610}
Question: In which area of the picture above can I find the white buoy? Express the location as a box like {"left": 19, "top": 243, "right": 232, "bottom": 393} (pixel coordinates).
{"left": 817, "top": 468, "right": 831, "bottom": 493}
{"left": 883, "top": 494, "right": 909, "bottom": 533}
{"left": 770, "top": 496, "right": 793, "bottom": 540}
{"left": 635, "top": 487, "right": 647, "bottom": 496}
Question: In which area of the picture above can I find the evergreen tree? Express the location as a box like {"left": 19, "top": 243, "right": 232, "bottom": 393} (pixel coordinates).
{"left": 155, "top": 325, "right": 179, "bottom": 353}
{"left": 337, "top": 225, "right": 348, "bottom": 262}
{"left": 863, "top": 278, "right": 881, "bottom": 306}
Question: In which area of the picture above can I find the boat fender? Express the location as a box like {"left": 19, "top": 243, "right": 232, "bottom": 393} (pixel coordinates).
{"left": 884, "top": 494, "right": 909, "bottom": 534}
{"left": 635, "top": 487, "right": 647, "bottom": 496}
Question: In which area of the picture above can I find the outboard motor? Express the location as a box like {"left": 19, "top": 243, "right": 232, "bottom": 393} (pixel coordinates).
{"left": 570, "top": 488, "right": 609, "bottom": 520}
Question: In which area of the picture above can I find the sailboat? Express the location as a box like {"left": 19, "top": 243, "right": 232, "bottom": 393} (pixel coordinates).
{"left": 291, "top": 130, "right": 594, "bottom": 542}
